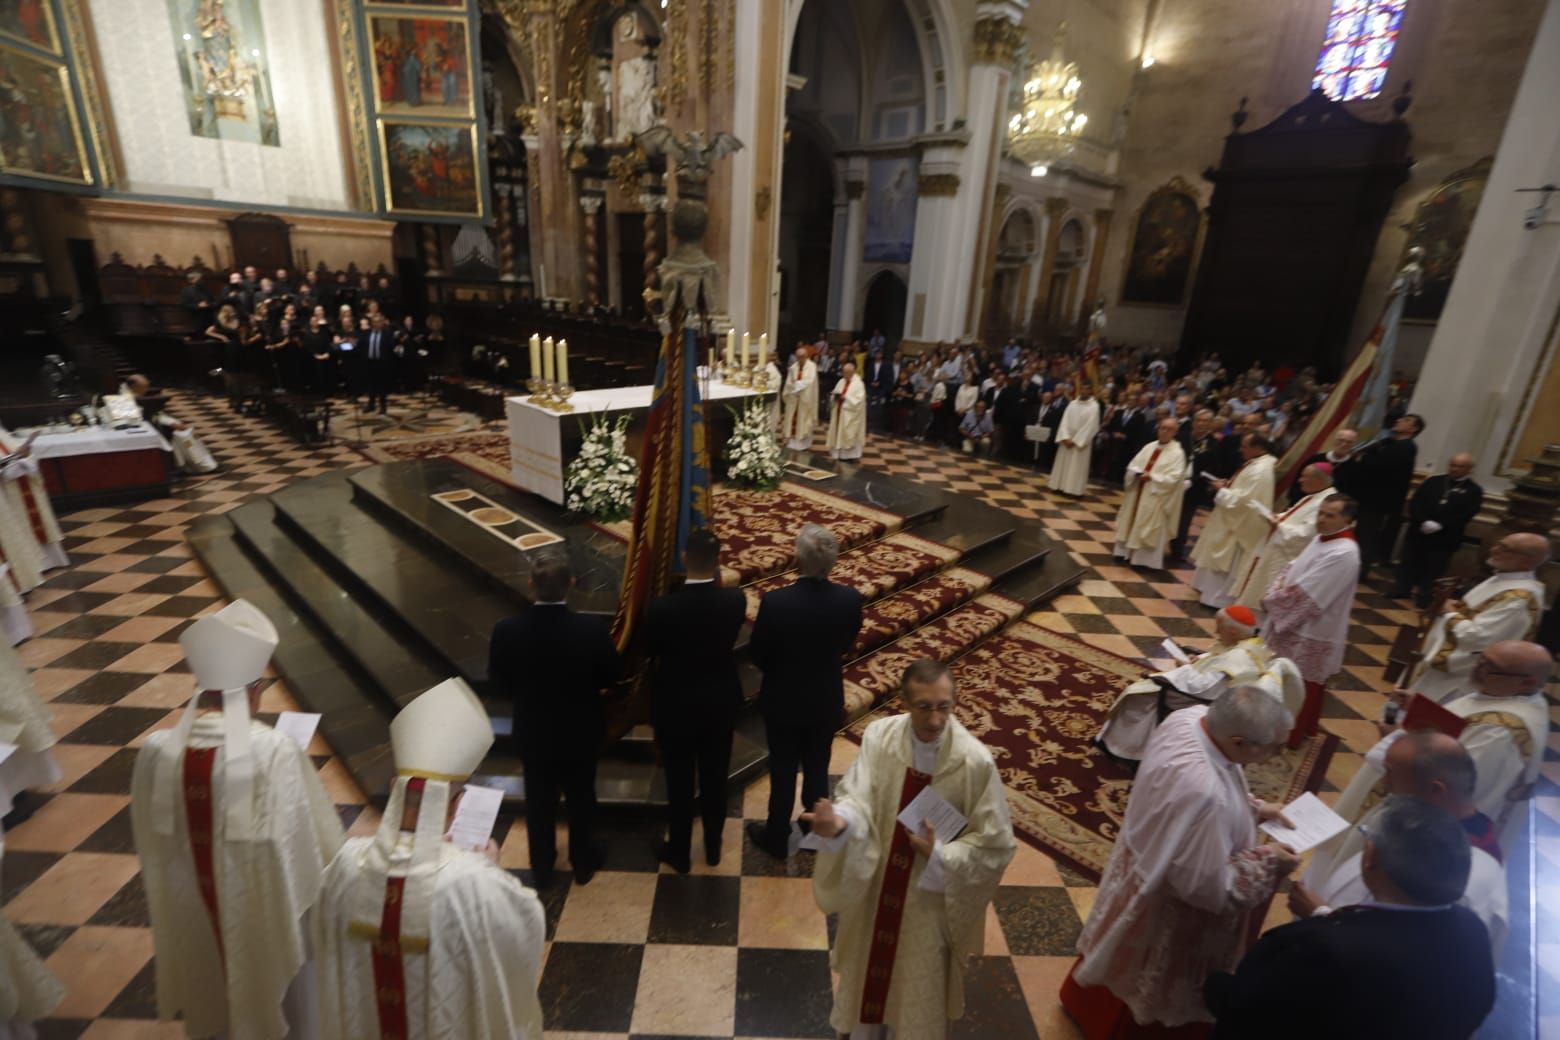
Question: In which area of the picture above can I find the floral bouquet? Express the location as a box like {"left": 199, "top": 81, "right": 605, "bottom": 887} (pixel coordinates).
{"left": 725, "top": 397, "right": 785, "bottom": 491}
{"left": 564, "top": 412, "right": 638, "bottom": 520}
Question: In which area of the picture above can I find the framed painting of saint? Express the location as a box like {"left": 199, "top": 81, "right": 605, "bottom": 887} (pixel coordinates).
{"left": 0, "top": 44, "right": 91, "bottom": 184}
{"left": 368, "top": 12, "right": 473, "bottom": 119}
{"left": 1121, "top": 178, "right": 1202, "bottom": 307}
{"left": 379, "top": 119, "right": 482, "bottom": 218}
{"left": 1401, "top": 157, "right": 1491, "bottom": 324}
{"left": 0, "top": 0, "right": 57, "bottom": 53}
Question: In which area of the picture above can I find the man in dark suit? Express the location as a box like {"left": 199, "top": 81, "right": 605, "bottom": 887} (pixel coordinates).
{"left": 866, "top": 350, "right": 897, "bottom": 431}
{"left": 355, "top": 312, "right": 395, "bottom": 414}
{"left": 1170, "top": 409, "right": 1229, "bottom": 560}
{"left": 1289, "top": 427, "right": 1360, "bottom": 504}
{"left": 990, "top": 371, "right": 1027, "bottom": 461}
{"left": 1113, "top": 392, "right": 1155, "bottom": 483}
{"left": 488, "top": 550, "right": 622, "bottom": 886}
{"left": 1351, "top": 414, "right": 1424, "bottom": 577}
{"left": 1205, "top": 796, "right": 1495, "bottom": 1039}
{"left": 646, "top": 530, "right": 746, "bottom": 873}
{"left": 1036, "top": 390, "right": 1067, "bottom": 469}
{"left": 746, "top": 524, "right": 863, "bottom": 860}
{"left": 1394, "top": 451, "right": 1483, "bottom": 606}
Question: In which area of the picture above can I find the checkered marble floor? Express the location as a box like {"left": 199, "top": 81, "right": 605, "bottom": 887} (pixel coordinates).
{"left": 3, "top": 394, "right": 1554, "bottom": 1038}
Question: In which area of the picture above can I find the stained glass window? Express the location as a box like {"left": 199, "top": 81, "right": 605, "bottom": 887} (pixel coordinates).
{"left": 1312, "top": 0, "right": 1408, "bottom": 101}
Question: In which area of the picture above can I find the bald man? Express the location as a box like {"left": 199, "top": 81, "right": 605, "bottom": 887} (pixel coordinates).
{"left": 1393, "top": 453, "right": 1483, "bottom": 606}
{"left": 1410, "top": 533, "right": 1549, "bottom": 703}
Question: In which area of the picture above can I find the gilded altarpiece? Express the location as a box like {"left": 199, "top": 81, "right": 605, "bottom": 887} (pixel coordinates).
{"left": 0, "top": 0, "right": 97, "bottom": 188}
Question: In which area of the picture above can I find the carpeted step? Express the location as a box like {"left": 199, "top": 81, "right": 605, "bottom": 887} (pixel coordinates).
{"left": 841, "top": 591, "right": 1026, "bottom": 721}
{"left": 742, "top": 531, "right": 963, "bottom": 621}
{"left": 851, "top": 566, "right": 993, "bottom": 658}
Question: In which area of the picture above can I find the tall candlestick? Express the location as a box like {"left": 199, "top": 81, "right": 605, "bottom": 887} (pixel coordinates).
{"left": 528, "top": 334, "right": 541, "bottom": 380}
{"left": 740, "top": 332, "right": 750, "bottom": 369}
{"left": 557, "top": 338, "right": 570, "bottom": 386}
{"left": 725, "top": 328, "right": 736, "bottom": 370}
{"left": 756, "top": 333, "right": 769, "bottom": 375}
{"left": 542, "top": 336, "right": 555, "bottom": 383}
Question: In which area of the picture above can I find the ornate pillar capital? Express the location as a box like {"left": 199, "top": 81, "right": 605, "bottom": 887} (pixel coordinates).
{"left": 973, "top": 4, "right": 1028, "bottom": 66}
{"left": 579, "top": 195, "right": 604, "bottom": 215}
{"left": 918, "top": 173, "right": 961, "bottom": 197}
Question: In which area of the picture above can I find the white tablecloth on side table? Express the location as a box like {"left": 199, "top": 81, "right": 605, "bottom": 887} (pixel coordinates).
{"left": 506, "top": 379, "right": 769, "bottom": 505}
{"left": 19, "top": 425, "right": 170, "bottom": 459}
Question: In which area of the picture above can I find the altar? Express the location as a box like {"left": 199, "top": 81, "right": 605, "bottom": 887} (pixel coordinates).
{"left": 506, "top": 378, "right": 775, "bottom": 504}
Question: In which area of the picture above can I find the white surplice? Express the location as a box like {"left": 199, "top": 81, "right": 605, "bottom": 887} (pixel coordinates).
{"left": 1228, "top": 489, "right": 1329, "bottom": 614}
{"left": 1113, "top": 439, "right": 1187, "bottom": 569}
{"left": 1, "top": 830, "right": 64, "bottom": 1035}
{"left": 828, "top": 374, "right": 868, "bottom": 460}
{"left": 1097, "top": 637, "right": 1277, "bottom": 763}
{"left": 780, "top": 359, "right": 820, "bottom": 451}
{"left": 1190, "top": 454, "right": 1275, "bottom": 608}
{"left": 1048, "top": 398, "right": 1101, "bottom": 495}
{"left": 0, "top": 489, "right": 43, "bottom": 595}
{"left": 0, "top": 638, "right": 59, "bottom": 818}
{"left": 314, "top": 806, "right": 546, "bottom": 1039}
{"left": 130, "top": 715, "right": 345, "bottom": 1040}
{"left": 1261, "top": 531, "right": 1360, "bottom": 684}
{"left": 1410, "top": 572, "right": 1545, "bottom": 703}
{"left": 0, "top": 427, "right": 66, "bottom": 573}
{"left": 1074, "top": 706, "right": 1289, "bottom": 1028}
{"left": 813, "top": 715, "right": 1015, "bottom": 1039}
{"left": 0, "top": 565, "right": 27, "bottom": 646}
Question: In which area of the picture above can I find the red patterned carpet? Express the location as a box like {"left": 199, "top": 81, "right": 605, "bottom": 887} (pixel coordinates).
{"left": 849, "top": 622, "right": 1338, "bottom": 881}
{"left": 742, "top": 531, "right": 961, "bottom": 620}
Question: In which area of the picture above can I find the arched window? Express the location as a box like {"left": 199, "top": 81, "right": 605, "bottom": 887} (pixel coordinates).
{"left": 1312, "top": 0, "right": 1408, "bottom": 101}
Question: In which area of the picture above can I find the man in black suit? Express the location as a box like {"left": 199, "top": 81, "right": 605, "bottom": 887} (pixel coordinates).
{"left": 866, "top": 350, "right": 897, "bottom": 431}
{"left": 1393, "top": 452, "right": 1483, "bottom": 606}
{"left": 1170, "top": 409, "right": 1229, "bottom": 561}
{"left": 1289, "top": 426, "right": 1360, "bottom": 504}
{"left": 746, "top": 524, "right": 864, "bottom": 859}
{"left": 990, "top": 370, "right": 1027, "bottom": 461}
{"left": 355, "top": 312, "right": 395, "bottom": 414}
{"left": 1205, "top": 796, "right": 1495, "bottom": 1039}
{"left": 646, "top": 530, "right": 746, "bottom": 873}
{"left": 488, "top": 550, "right": 622, "bottom": 886}
{"left": 1112, "top": 392, "right": 1155, "bottom": 483}
{"left": 1036, "top": 390, "right": 1067, "bottom": 469}
{"left": 1351, "top": 414, "right": 1424, "bottom": 577}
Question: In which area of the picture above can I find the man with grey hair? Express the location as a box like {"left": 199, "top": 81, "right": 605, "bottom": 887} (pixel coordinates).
{"left": 1206, "top": 796, "right": 1496, "bottom": 1038}
{"left": 1063, "top": 687, "right": 1300, "bottom": 1034}
{"left": 746, "top": 524, "right": 864, "bottom": 859}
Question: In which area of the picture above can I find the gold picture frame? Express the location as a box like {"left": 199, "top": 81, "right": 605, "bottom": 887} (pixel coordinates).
{"left": 1118, "top": 175, "right": 1204, "bottom": 309}
{"left": 0, "top": 0, "right": 59, "bottom": 55}
{"left": 367, "top": 10, "right": 475, "bottom": 120}
{"left": 378, "top": 118, "right": 483, "bottom": 218}
{"left": 0, "top": 43, "right": 91, "bottom": 185}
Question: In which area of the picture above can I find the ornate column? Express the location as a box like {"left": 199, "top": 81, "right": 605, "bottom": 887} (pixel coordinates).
{"left": 1028, "top": 197, "right": 1068, "bottom": 336}
{"left": 496, "top": 184, "right": 518, "bottom": 282}
{"left": 726, "top": 0, "right": 788, "bottom": 339}
{"left": 833, "top": 163, "right": 868, "bottom": 333}
{"left": 640, "top": 190, "right": 665, "bottom": 305}
{"left": 579, "top": 194, "right": 603, "bottom": 308}
{"left": 421, "top": 224, "right": 444, "bottom": 278}
{"left": 1078, "top": 208, "right": 1114, "bottom": 323}
{"left": 975, "top": 183, "right": 1011, "bottom": 344}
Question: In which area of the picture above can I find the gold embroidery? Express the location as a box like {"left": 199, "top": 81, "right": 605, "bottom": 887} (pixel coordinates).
{"left": 348, "top": 921, "right": 430, "bottom": 953}
{"left": 1431, "top": 588, "right": 1540, "bottom": 670}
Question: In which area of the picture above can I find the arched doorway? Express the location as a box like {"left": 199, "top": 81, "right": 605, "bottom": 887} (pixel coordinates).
{"left": 985, "top": 208, "right": 1037, "bottom": 344}
{"left": 1045, "top": 218, "right": 1087, "bottom": 335}
{"left": 777, "top": 126, "right": 835, "bottom": 349}
{"left": 861, "top": 270, "right": 908, "bottom": 348}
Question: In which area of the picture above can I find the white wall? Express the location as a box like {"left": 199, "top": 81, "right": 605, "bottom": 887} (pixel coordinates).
{"left": 88, "top": 0, "right": 351, "bottom": 210}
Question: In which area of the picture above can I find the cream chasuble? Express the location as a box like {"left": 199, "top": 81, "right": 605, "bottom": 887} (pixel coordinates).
{"left": 1113, "top": 439, "right": 1187, "bottom": 568}
{"left": 1228, "top": 489, "right": 1329, "bottom": 613}
{"left": 1190, "top": 454, "right": 1275, "bottom": 608}
{"left": 827, "top": 374, "right": 868, "bottom": 460}
{"left": 1097, "top": 637, "right": 1274, "bottom": 763}
{"left": 780, "top": 359, "right": 820, "bottom": 451}
{"left": 0, "top": 489, "right": 43, "bottom": 594}
{"left": 1049, "top": 398, "right": 1101, "bottom": 495}
{"left": 0, "top": 564, "right": 28, "bottom": 646}
{"left": 0, "top": 637, "right": 59, "bottom": 818}
{"left": 1410, "top": 572, "right": 1544, "bottom": 703}
{"left": 0, "top": 427, "right": 66, "bottom": 573}
{"left": 813, "top": 715, "right": 1014, "bottom": 1039}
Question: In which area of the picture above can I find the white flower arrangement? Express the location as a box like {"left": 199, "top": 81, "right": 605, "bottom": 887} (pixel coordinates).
{"left": 564, "top": 412, "right": 639, "bottom": 520}
{"left": 726, "top": 397, "right": 785, "bottom": 491}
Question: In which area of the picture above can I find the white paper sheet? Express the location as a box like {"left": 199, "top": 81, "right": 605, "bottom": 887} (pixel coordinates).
{"left": 1162, "top": 639, "right": 1192, "bottom": 665}
{"left": 448, "top": 784, "right": 505, "bottom": 851}
{"left": 1259, "top": 791, "right": 1350, "bottom": 853}
{"left": 896, "top": 785, "right": 967, "bottom": 844}
{"left": 274, "top": 711, "right": 322, "bottom": 750}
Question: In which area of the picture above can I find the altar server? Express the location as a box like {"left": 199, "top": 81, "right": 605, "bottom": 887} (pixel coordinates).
{"left": 1113, "top": 417, "right": 1187, "bottom": 569}
{"left": 827, "top": 360, "right": 868, "bottom": 461}
{"left": 1261, "top": 493, "right": 1359, "bottom": 747}
{"left": 805, "top": 659, "right": 1015, "bottom": 1038}
{"left": 1228, "top": 461, "right": 1334, "bottom": 614}
{"left": 1049, "top": 384, "right": 1101, "bottom": 496}
{"left": 1190, "top": 433, "right": 1275, "bottom": 608}
{"left": 1410, "top": 533, "right": 1548, "bottom": 703}
{"left": 1063, "top": 687, "right": 1299, "bottom": 1034}
{"left": 0, "top": 634, "right": 59, "bottom": 822}
{"left": 130, "top": 599, "right": 344, "bottom": 1040}
{"left": 780, "top": 346, "right": 820, "bottom": 453}
{"left": 314, "top": 678, "right": 546, "bottom": 1040}
{"left": 1, "top": 829, "right": 64, "bottom": 1035}
{"left": 0, "top": 426, "right": 66, "bottom": 573}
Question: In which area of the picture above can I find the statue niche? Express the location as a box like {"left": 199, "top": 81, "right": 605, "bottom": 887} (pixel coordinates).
{"left": 584, "top": 4, "right": 661, "bottom": 147}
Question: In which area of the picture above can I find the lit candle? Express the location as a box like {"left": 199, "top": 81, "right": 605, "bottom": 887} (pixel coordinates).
{"left": 542, "top": 336, "right": 555, "bottom": 383}
{"left": 557, "top": 338, "right": 570, "bottom": 386}
{"left": 725, "top": 328, "right": 736, "bottom": 370}
{"left": 740, "top": 332, "right": 750, "bottom": 369}
{"left": 756, "top": 333, "right": 769, "bottom": 375}
{"left": 528, "top": 334, "right": 541, "bottom": 381}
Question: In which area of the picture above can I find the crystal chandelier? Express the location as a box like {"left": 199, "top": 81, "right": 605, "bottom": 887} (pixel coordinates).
{"left": 1007, "top": 25, "right": 1088, "bottom": 177}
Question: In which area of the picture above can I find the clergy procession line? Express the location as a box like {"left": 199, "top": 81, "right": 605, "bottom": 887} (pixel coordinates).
{"left": 1, "top": 345, "right": 1554, "bottom": 1039}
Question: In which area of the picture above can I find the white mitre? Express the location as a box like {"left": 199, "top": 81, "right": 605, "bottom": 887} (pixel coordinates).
{"left": 372, "top": 677, "right": 495, "bottom": 946}
{"left": 151, "top": 599, "right": 278, "bottom": 841}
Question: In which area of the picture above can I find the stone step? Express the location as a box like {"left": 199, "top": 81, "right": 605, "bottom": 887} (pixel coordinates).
{"left": 741, "top": 529, "right": 966, "bottom": 621}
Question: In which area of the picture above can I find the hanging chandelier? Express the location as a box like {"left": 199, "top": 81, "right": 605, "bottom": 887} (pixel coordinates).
{"left": 1007, "top": 24, "right": 1088, "bottom": 177}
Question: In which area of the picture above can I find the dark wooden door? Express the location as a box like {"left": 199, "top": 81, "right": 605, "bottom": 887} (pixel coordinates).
{"left": 226, "top": 213, "right": 293, "bottom": 272}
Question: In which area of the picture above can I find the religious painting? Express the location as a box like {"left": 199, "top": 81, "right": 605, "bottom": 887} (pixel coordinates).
{"left": 368, "top": 13, "right": 473, "bottom": 119}
{"left": 379, "top": 120, "right": 482, "bottom": 218}
{"left": 864, "top": 156, "right": 917, "bottom": 263}
{"left": 165, "top": 0, "right": 281, "bottom": 147}
{"left": 0, "top": 0, "right": 57, "bottom": 53}
{"left": 0, "top": 45, "right": 90, "bottom": 184}
{"left": 1121, "top": 178, "right": 1201, "bottom": 306}
{"left": 1401, "top": 157, "right": 1491, "bottom": 324}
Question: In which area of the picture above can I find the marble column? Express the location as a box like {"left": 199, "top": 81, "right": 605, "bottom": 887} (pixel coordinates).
{"left": 1408, "top": 0, "right": 1560, "bottom": 487}
{"left": 834, "top": 173, "right": 867, "bottom": 333}
{"left": 1079, "top": 208, "right": 1114, "bottom": 320}
{"left": 1029, "top": 197, "right": 1069, "bottom": 335}
{"left": 580, "top": 195, "right": 603, "bottom": 308}
{"left": 727, "top": 0, "right": 788, "bottom": 339}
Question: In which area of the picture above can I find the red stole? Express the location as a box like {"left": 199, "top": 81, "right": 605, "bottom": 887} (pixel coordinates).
{"left": 371, "top": 776, "right": 424, "bottom": 1040}
{"left": 182, "top": 746, "right": 224, "bottom": 963}
{"left": 1122, "top": 445, "right": 1164, "bottom": 537}
{"left": 11, "top": 470, "right": 49, "bottom": 546}
{"left": 858, "top": 767, "right": 932, "bottom": 1023}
